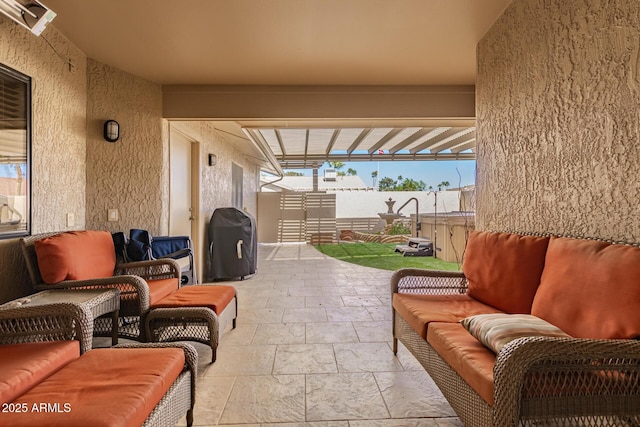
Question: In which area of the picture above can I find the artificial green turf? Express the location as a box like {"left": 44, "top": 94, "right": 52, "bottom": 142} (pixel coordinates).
{"left": 314, "top": 242, "right": 462, "bottom": 271}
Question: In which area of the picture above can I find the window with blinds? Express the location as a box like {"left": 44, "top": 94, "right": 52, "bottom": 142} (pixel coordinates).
{"left": 0, "top": 63, "right": 30, "bottom": 237}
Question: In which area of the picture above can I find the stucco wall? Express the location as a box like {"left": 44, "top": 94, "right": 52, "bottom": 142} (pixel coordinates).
{"left": 0, "top": 22, "right": 87, "bottom": 301}
{"left": 0, "top": 21, "right": 87, "bottom": 233}
{"left": 170, "top": 121, "right": 260, "bottom": 279}
{"left": 86, "top": 59, "right": 167, "bottom": 235}
{"left": 476, "top": 0, "right": 640, "bottom": 241}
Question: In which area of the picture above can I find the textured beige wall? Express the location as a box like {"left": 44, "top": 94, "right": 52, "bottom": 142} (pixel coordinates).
{"left": 86, "top": 60, "right": 168, "bottom": 235}
{"left": 170, "top": 121, "right": 260, "bottom": 280}
{"left": 476, "top": 0, "right": 640, "bottom": 241}
{"left": 0, "top": 21, "right": 87, "bottom": 233}
{"left": 0, "top": 22, "right": 87, "bottom": 301}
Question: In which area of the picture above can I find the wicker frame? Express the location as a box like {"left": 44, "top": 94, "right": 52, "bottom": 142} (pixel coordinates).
{"left": 116, "top": 342, "right": 198, "bottom": 427}
{"left": 21, "top": 232, "right": 181, "bottom": 340}
{"left": 0, "top": 301, "right": 198, "bottom": 427}
{"left": 145, "top": 294, "right": 238, "bottom": 363}
{"left": 0, "top": 302, "right": 94, "bottom": 353}
{"left": 391, "top": 268, "right": 640, "bottom": 427}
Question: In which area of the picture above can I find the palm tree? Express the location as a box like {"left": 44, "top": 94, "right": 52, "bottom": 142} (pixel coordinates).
{"left": 438, "top": 181, "right": 450, "bottom": 190}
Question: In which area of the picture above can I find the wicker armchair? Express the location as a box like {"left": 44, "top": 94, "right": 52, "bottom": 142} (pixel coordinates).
{"left": 391, "top": 268, "right": 640, "bottom": 427}
{"left": 21, "top": 232, "right": 181, "bottom": 340}
{"left": 0, "top": 301, "right": 93, "bottom": 353}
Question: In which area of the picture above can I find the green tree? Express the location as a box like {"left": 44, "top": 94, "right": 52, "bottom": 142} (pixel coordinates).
{"left": 371, "top": 170, "right": 378, "bottom": 187}
{"left": 347, "top": 168, "right": 357, "bottom": 176}
{"left": 398, "top": 178, "right": 426, "bottom": 191}
{"left": 438, "top": 181, "right": 450, "bottom": 190}
{"left": 284, "top": 171, "right": 304, "bottom": 176}
{"left": 378, "top": 177, "right": 397, "bottom": 191}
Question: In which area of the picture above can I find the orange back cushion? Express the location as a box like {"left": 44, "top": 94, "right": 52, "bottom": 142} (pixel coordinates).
{"left": 463, "top": 230, "right": 550, "bottom": 314}
{"left": 531, "top": 237, "right": 640, "bottom": 339}
{"left": 34, "top": 231, "right": 116, "bottom": 284}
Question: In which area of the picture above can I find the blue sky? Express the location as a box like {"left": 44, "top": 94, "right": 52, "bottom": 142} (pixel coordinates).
{"left": 284, "top": 160, "right": 476, "bottom": 189}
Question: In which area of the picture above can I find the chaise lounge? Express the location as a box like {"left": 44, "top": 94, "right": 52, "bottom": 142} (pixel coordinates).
{"left": 0, "top": 301, "right": 198, "bottom": 426}
{"left": 21, "top": 230, "right": 237, "bottom": 362}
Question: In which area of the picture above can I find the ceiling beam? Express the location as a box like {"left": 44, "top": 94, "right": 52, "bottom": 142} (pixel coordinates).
{"left": 274, "top": 129, "right": 287, "bottom": 156}
{"left": 450, "top": 139, "right": 476, "bottom": 153}
{"left": 346, "top": 129, "right": 372, "bottom": 155}
{"left": 388, "top": 127, "right": 434, "bottom": 154}
{"left": 431, "top": 129, "right": 476, "bottom": 153}
{"left": 276, "top": 152, "right": 475, "bottom": 164}
{"left": 367, "top": 128, "right": 403, "bottom": 154}
{"left": 410, "top": 128, "right": 463, "bottom": 153}
{"left": 304, "top": 129, "right": 309, "bottom": 161}
{"left": 325, "top": 129, "right": 340, "bottom": 154}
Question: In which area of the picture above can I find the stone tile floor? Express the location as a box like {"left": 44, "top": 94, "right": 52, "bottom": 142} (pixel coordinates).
{"left": 179, "top": 243, "right": 463, "bottom": 427}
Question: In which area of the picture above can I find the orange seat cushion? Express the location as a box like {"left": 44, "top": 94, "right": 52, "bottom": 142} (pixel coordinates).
{"left": 463, "top": 230, "right": 550, "bottom": 314}
{"left": 427, "top": 322, "right": 496, "bottom": 406}
{"left": 0, "top": 341, "right": 80, "bottom": 404}
{"left": 152, "top": 285, "right": 235, "bottom": 315}
{"left": 393, "top": 293, "right": 502, "bottom": 338}
{"left": 2, "top": 347, "right": 185, "bottom": 427}
{"left": 532, "top": 237, "right": 640, "bottom": 339}
{"left": 147, "top": 278, "right": 180, "bottom": 306}
{"left": 34, "top": 231, "right": 116, "bottom": 284}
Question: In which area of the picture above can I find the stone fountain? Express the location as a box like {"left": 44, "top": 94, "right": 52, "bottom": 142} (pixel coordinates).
{"left": 378, "top": 197, "right": 402, "bottom": 225}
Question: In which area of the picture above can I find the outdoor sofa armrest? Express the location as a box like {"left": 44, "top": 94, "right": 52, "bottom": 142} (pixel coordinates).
{"left": 33, "top": 275, "right": 151, "bottom": 316}
{"left": 390, "top": 268, "right": 468, "bottom": 295}
{"left": 115, "top": 341, "right": 198, "bottom": 422}
{"left": 493, "top": 336, "right": 640, "bottom": 426}
{"left": 116, "top": 258, "right": 181, "bottom": 283}
{"left": 0, "top": 302, "right": 94, "bottom": 354}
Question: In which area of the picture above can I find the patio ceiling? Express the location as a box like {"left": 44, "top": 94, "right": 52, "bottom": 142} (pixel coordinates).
{"left": 242, "top": 121, "right": 476, "bottom": 169}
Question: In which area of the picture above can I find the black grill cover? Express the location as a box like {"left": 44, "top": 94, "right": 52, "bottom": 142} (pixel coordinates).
{"left": 208, "top": 207, "right": 257, "bottom": 280}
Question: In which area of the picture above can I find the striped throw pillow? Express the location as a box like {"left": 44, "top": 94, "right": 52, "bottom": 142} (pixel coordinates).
{"left": 460, "top": 313, "right": 570, "bottom": 354}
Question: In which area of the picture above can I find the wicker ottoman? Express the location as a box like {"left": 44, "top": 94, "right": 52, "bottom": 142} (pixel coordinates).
{"left": 145, "top": 285, "right": 237, "bottom": 363}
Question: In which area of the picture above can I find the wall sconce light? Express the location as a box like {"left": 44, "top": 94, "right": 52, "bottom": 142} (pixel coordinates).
{"left": 103, "top": 120, "right": 119, "bottom": 143}
{"left": 208, "top": 153, "right": 217, "bottom": 166}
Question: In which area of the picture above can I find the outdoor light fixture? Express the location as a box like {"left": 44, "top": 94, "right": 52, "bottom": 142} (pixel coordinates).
{"left": 208, "top": 153, "right": 217, "bottom": 166}
{"left": 0, "top": 0, "right": 56, "bottom": 36}
{"left": 103, "top": 120, "right": 120, "bottom": 143}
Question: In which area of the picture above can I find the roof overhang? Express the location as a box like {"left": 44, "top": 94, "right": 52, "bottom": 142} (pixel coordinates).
{"left": 242, "top": 119, "right": 475, "bottom": 170}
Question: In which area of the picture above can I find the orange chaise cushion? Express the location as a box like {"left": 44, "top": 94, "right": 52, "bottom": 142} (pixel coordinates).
{"left": 34, "top": 231, "right": 116, "bottom": 284}
{"left": 152, "top": 285, "right": 235, "bottom": 315}
{"left": 0, "top": 341, "right": 80, "bottom": 405}
{"left": 427, "top": 322, "right": 496, "bottom": 406}
{"left": 532, "top": 236, "right": 640, "bottom": 339}
{"left": 147, "top": 278, "right": 180, "bottom": 306}
{"left": 463, "top": 230, "right": 550, "bottom": 314}
{"left": 393, "top": 293, "right": 503, "bottom": 339}
{"left": 1, "top": 347, "right": 185, "bottom": 427}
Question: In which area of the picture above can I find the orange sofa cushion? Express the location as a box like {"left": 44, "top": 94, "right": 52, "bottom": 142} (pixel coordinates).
{"left": 532, "top": 236, "right": 640, "bottom": 339}
{"left": 393, "top": 293, "right": 502, "bottom": 338}
{"left": 147, "top": 278, "right": 180, "bottom": 306}
{"left": 152, "top": 285, "right": 235, "bottom": 315}
{"left": 427, "top": 322, "right": 496, "bottom": 406}
{"left": 463, "top": 230, "right": 550, "bottom": 314}
{"left": 0, "top": 341, "right": 80, "bottom": 404}
{"left": 2, "top": 347, "right": 185, "bottom": 427}
{"left": 34, "top": 231, "right": 116, "bottom": 285}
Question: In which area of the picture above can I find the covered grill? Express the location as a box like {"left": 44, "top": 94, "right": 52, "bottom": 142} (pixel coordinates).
{"left": 207, "top": 207, "right": 257, "bottom": 280}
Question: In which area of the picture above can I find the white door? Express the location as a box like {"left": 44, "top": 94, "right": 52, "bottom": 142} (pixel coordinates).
{"left": 169, "top": 130, "right": 193, "bottom": 238}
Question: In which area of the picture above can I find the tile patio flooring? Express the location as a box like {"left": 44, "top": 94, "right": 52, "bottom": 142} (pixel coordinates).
{"left": 180, "top": 243, "right": 463, "bottom": 427}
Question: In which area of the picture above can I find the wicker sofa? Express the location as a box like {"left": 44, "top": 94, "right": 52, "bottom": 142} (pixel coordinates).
{"left": 0, "top": 301, "right": 198, "bottom": 426}
{"left": 391, "top": 230, "right": 640, "bottom": 426}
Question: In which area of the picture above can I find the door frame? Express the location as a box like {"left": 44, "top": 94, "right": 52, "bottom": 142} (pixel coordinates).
{"left": 169, "top": 125, "right": 201, "bottom": 281}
